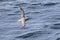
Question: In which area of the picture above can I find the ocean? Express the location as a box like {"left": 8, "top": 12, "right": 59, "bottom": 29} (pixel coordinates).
{"left": 0, "top": 0, "right": 60, "bottom": 40}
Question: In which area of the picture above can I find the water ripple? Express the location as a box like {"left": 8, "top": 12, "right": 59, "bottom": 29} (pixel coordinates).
{"left": 16, "top": 31, "right": 50, "bottom": 38}
{"left": 0, "top": 0, "right": 60, "bottom": 40}
{"left": 56, "top": 38, "right": 60, "bottom": 40}
{"left": 0, "top": 9, "right": 11, "bottom": 12}
{"left": 43, "top": 2, "right": 59, "bottom": 6}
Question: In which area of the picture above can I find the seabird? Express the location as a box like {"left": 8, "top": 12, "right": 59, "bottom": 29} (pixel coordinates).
{"left": 17, "top": 6, "right": 31, "bottom": 29}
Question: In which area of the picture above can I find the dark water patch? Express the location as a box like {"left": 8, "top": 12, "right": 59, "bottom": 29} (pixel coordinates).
{"left": 28, "top": 6, "right": 36, "bottom": 9}
{"left": 50, "top": 23, "right": 60, "bottom": 29}
{"left": 0, "top": 0, "right": 4, "bottom": 2}
{"left": 56, "top": 38, "right": 60, "bottom": 40}
{"left": 0, "top": 9, "right": 11, "bottom": 12}
{"left": 51, "top": 27, "right": 60, "bottom": 29}
{"left": 56, "top": 33, "right": 60, "bottom": 35}
{"left": 52, "top": 15, "right": 60, "bottom": 20}
{"left": 54, "top": 17, "right": 60, "bottom": 20}
{"left": 44, "top": 25, "right": 49, "bottom": 28}
{"left": 15, "top": 3, "right": 29, "bottom": 7}
{"left": 43, "top": 2, "right": 59, "bottom": 6}
{"left": 13, "top": 6, "right": 18, "bottom": 8}
{"left": 20, "top": 3, "right": 29, "bottom": 5}
{"left": 27, "top": 4, "right": 40, "bottom": 9}
{"left": 31, "top": 12, "right": 40, "bottom": 14}
{"left": 55, "top": 18, "right": 60, "bottom": 20}
{"left": 0, "top": 0, "right": 16, "bottom": 2}
{"left": 0, "top": 0, "right": 8, "bottom": 2}
{"left": 44, "top": 23, "right": 60, "bottom": 29}
{"left": 7, "top": 14, "right": 19, "bottom": 16}
{"left": 16, "top": 31, "right": 50, "bottom": 38}
{"left": 16, "top": 32, "right": 34, "bottom": 38}
{"left": 54, "top": 23, "right": 60, "bottom": 25}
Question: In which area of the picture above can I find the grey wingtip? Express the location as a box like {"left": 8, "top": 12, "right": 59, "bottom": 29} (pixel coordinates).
{"left": 20, "top": 5, "right": 23, "bottom": 10}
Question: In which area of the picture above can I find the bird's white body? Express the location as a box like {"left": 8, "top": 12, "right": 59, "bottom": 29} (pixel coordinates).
{"left": 18, "top": 17, "right": 25, "bottom": 28}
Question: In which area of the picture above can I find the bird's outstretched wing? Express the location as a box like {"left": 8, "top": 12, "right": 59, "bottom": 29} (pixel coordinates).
{"left": 20, "top": 6, "right": 25, "bottom": 17}
{"left": 25, "top": 17, "right": 32, "bottom": 21}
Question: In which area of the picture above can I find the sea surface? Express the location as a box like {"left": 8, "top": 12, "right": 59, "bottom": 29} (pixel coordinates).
{"left": 0, "top": 0, "right": 60, "bottom": 40}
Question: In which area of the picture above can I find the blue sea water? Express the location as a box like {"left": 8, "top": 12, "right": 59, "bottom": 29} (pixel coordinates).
{"left": 0, "top": 0, "right": 60, "bottom": 40}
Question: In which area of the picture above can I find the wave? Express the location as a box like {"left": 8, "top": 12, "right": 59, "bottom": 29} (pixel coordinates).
{"left": 16, "top": 31, "right": 50, "bottom": 38}
{"left": 43, "top": 2, "right": 59, "bottom": 6}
